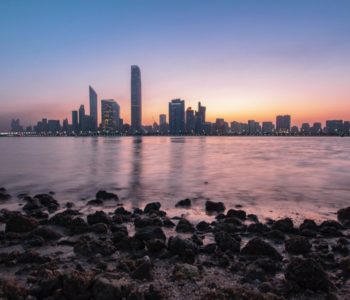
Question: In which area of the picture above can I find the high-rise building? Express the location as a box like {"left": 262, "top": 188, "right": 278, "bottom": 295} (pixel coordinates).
{"left": 262, "top": 122, "right": 274, "bottom": 135}
{"left": 186, "top": 107, "right": 195, "bottom": 134}
{"left": 159, "top": 114, "right": 166, "bottom": 126}
{"left": 276, "top": 115, "right": 291, "bottom": 134}
{"left": 311, "top": 122, "right": 322, "bottom": 135}
{"left": 131, "top": 65, "right": 142, "bottom": 133}
{"left": 326, "top": 120, "right": 343, "bottom": 135}
{"left": 72, "top": 111, "right": 78, "bottom": 132}
{"left": 62, "top": 118, "right": 69, "bottom": 132}
{"left": 79, "top": 105, "right": 85, "bottom": 131}
{"left": 169, "top": 99, "right": 185, "bottom": 134}
{"left": 101, "top": 99, "right": 120, "bottom": 131}
{"left": 89, "top": 86, "right": 98, "bottom": 130}
{"left": 248, "top": 120, "right": 260, "bottom": 135}
{"left": 343, "top": 121, "right": 350, "bottom": 135}
{"left": 301, "top": 123, "right": 311, "bottom": 135}
{"left": 198, "top": 102, "right": 206, "bottom": 123}
{"left": 48, "top": 120, "right": 61, "bottom": 132}
{"left": 291, "top": 126, "right": 299, "bottom": 135}
{"left": 10, "top": 119, "right": 23, "bottom": 132}
{"left": 214, "top": 118, "right": 227, "bottom": 135}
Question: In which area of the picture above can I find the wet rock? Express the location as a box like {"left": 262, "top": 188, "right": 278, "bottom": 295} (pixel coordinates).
{"left": 92, "top": 274, "right": 133, "bottom": 300}
{"left": 62, "top": 270, "right": 93, "bottom": 300}
{"left": 337, "top": 206, "right": 350, "bottom": 225}
{"left": 264, "top": 229, "right": 285, "bottom": 241}
{"left": 0, "top": 278, "right": 27, "bottom": 299}
{"left": 34, "top": 194, "right": 59, "bottom": 213}
{"left": 299, "top": 219, "right": 318, "bottom": 232}
{"left": 271, "top": 218, "right": 294, "bottom": 233}
{"left": 5, "top": 214, "right": 38, "bottom": 233}
{"left": 285, "top": 257, "right": 333, "bottom": 291}
{"left": 115, "top": 236, "right": 145, "bottom": 251}
{"left": 176, "top": 218, "right": 195, "bottom": 233}
{"left": 144, "top": 202, "right": 161, "bottom": 214}
{"left": 134, "top": 215, "right": 163, "bottom": 228}
{"left": 26, "top": 235, "right": 45, "bottom": 247}
{"left": 285, "top": 236, "right": 311, "bottom": 254}
{"left": 66, "top": 201, "right": 74, "bottom": 208}
{"left": 17, "top": 250, "right": 51, "bottom": 264}
{"left": 49, "top": 209, "right": 78, "bottom": 227}
{"left": 132, "top": 256, "right": 153, "bottom": 280}
{"left": 31, "top": 226, "right": 62, "bottom": 240}
{"left": 23, "top": 197, "right": 41, "bottom": 212}
{"left": 205, "top": 200, "right": 225, "bottom": 212}
{"left": 175, "top": 198, "right": 191, "bottom": 208}
{"left": 319, "top": 220, "right": 343, "bottom": 237}
{"left": 173, "top": 263, "right": 199, "bottom": 280}
{"left": 214, "top": 231, "right": 240, "bottom": 252}
{"left": 146, "top": 238, "right": 166, "bottom": 253}
{"left": 168, "top": 235, "right": 199, "bottom": 257}
{"left": 96, "top": 190, "right": 119, "bottom": 201}
{"left": 87, "top": 211, "right": 111, "bottom": 226}
{"left": 241, "top": 238, "right": 282, "bottom": 260}
{"left": 87, "top": 199, "right": 103, "bottom": 206}
{"left": 134, "top": 226, "right": 166, "bottom": 242}
{"left": 202, "top": 243, "right": 217, "bottom": 254}
{"left": 247, "top": 214, "right": 259, "bottom": 222}
{"left": 91, "top": 223, "right": 109, "bottom": 234}
{"left": 0, "top": 188, "right": 11, "bottom": 201}
{"left": 144, "top": 284, "right": 163, "bottom": 300}
{"left": 114, "top": 206, "right": 131, "bottom": 215}
{"left": 226, "top": 209, "right": 246, "bottom": 220}
{"left": 74, "top": 236, "right": 116, "bottom": 257}
{"left": 70, "top": 217, "right": 90, "bottom": 235}
{"left": 196, "top": 221, "right": 210, "bottom": 232}
{"left": 163, "top": 217, "right": 176, "bottom": 227}
{"left": 247, "top": 222, "right": 269, "bottom": 234}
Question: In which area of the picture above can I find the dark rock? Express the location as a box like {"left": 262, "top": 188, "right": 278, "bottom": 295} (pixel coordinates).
{"left": 337, "top": 206, "right": 350, "bottom": 225}
{"left": 5, "top": 214, "right": 38, "bottom": 233}
{"left": 134, "top": 226, "right": 166, "bottom": 242}
{"left": 271, "top": 218, "right": 294, "bottom": 233}
{"left": 163, "top": 217, "right": 176, "bottom": 227}
{"left": 191, "top": 234, "right": 203, "bottom": 246}
{"left": 202, "top": 243, "right": 217, "bottom": 254}
{"left": 115, "top": 236, "right": 145, "bottom": 251}
{"left": 23, "top": 197, "right": 41, "bottom": 212}
{"left": 264, "top": 229, "right": 285, "bottom": 241}
{"left": 226, "top": 209, "right": 246, "bottom": 220}
{"left": 285, "top": 257, "right": 333, "bottom": 291}
{"left": 132, "top": 256, "right": 153, "bottom": 280}
{"left": 114, "top": 206, "right": 131, "bottom": 215}
{"left": 205, "top": 200, "right": 225, "bottom": 212}
{"left": 285, "top": 236, "right": 311, "bottom": 254}
{"left": 214, "top": 231, "right": 240, "bottom": 252}
{"left": 168, "top": 235, "right": 199, "bottom": 256}
{"left": 146, "top": 238, "right": 166, "bottom": 253}
{"left": 175, "top": 198, "right": 191, "bottom": 208}
{"left": 247, "top": 214, "right": 259, "bottom": 222}
{"left": 17, "top": 250, "right": 51, "bottom": 264}
{"left": 49, "top": 209, "right": 77, "bottom": 227}
{"left": 91, "top": 223, "right": 109, "bottom": 234}
{"left": 134, "top": 215, "right": 163, "bottom": 228}
{"left": 241, "top": 237, "right": 282, "bottom": 260}
{"left": 144, "top": 284, "right": 163, "bottom": 300}
{"left": 66, "top": 202, "right": 74, "bottom": 208}
{"left": 299, "top": 219, "right": 318, "bottom": 232}
{"left": 0, "top": 279, "right": 27, "bottom": 299}
{"left": 34, "top": 194, "right": 59, "bottom": 213}
{"left": 319, "top": 220, "right": 343, "bottom": 237}
{"left": 173, "top": 263, "right": 199, "bottom": 280}
{"left": 0, "top": 188, "right": 11, "bottom": 201}
{"left": 87, "top": 199, "right": 103, "bottom": 206}
{"left": 247, "top": 222, "right": 268, "bottom": 234}
{"left": 62, "top": 270, "right": 92, "bottom": 300}
{"left": 70, "top": 217, "right": 89, "bottom": 235}
{"left": 176, "top": 218, "right": 195, "bottom": 233}
{"left": 196, "top": 221, "right": 210, "bottom": 231}
{"left": 31, "top": 226, "right": 62, "bottom": 240}
{"left": 144, "top": 202, "right": 161, "bottom": 213}
{"left": 26, "top": 235, "right": 45, "bottom": 247}
{"left": 87, "top": 211, "right": 111, "bottom": 225}
{"left": 92, "top": 274, "right": 133, "bottom": 300}
{"left": 96, "top": 190, "right": 119, "bottom": 201}
{"left": 74, "top": 236, "right": 116, "bottom": 256}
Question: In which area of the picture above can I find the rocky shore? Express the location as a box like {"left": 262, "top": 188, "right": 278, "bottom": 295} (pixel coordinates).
{"left": 0, "top": 187, "right": 350, "bottom": 299}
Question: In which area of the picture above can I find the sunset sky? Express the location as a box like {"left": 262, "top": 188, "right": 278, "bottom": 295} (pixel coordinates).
{"left": 1, "top": 0, "right": 350, "bottom": 130}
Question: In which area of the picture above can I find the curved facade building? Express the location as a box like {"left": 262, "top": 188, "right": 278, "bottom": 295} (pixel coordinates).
{"left": 131, "top": 65, "right": 142, "bottom": 133}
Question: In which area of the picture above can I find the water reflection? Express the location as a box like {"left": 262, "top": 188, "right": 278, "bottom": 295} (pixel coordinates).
{"left": 127, "top": 137, "right": 143, "bottom": 206}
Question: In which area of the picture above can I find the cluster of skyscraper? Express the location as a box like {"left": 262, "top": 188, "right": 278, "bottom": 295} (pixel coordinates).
{"left": 7, "top": 65, "right": 350, "bottom": 136}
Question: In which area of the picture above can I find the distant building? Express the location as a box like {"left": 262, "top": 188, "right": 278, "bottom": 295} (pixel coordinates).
{"left": 25, "top": 126, "right": 32, "bottom": 132}
{"left": 230, "top": 121, "right": 240, "bottom": 134}
{"left": 311, "top": 122, "right": 322, "bottom": 135}
{"left": 291, "top": 125, "right": 299, "bottom": 135}
{"left": 101, "top": 99, "right": 120, "bottom": 131}
{"left": 169, "top": 99, "right": 185, "bottom": 134}
{"left": 276, "top": 115, "right": 291, "bottom": 134}
{"left": 79, "top": 105, "right": 85, "bottom": 131}
{"left": 186, "top": 107, "right": 195, "bottom": 134}
{"left": 343, "top": 121, "right": 350, "bottom": 135}
{"left": 10, "top": 119, "right": 23, "bottom": 132}
{"left": 48, "top": 120, "right": 61, "bottom": 132}
{"left": 202, "top": 122, "right": 212, "bottom": 135}
{"left": 214, "top": 118, "right": 227, "bottom": 135}
{"left": 71, "top": 111, "right": 78, "bottom": 132}
{"left": 159, "top": 114, "right": 166, "bottom": 125}
{"left": 194, "top": 102, "right": 206, "bottom": 134}
{"left": 248, "top": 120, "right": 260, "bottom": 135}
{"left": 300, "top": 123, "right": 310, "bottom": 135}
{"left": 62, "top": 118, "right": 69, "bottom": 132}
{"left": 131, "top": 65, "right": 142, "bottom": 133}
{"left": 326, "top": 120, "right": 343, "bottom": 135}
{"left": 89, "top": 86, "right": 98, "bottom": 130}
{"left": 262, "top": 122, "right": 274, "bottom": 135}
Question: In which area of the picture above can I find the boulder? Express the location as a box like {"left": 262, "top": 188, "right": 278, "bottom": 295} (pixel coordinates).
{"left": 168, "top": 235, "right": 199, "bottom": 256}
{"left": 61, "top": 270, "right": 93, "bottom": 300}
{"left": 5, "top": 214, "right": 38, "bottom": 233}
{"left": 226, "top": 209, "right": 246, "bottom": 220}
{"left": 87, "top": 211, "right": 111, "bottom": 225}
{"left": 144, "top": 202, "right": 161, "bottom": 213}
{"left": 175, "top": 198, "right": 191, "bottom": 208}
{"left": 93, "top": 275, "right": 133, "bottom": 300}
{"left": 285, "top": 257, "right": 333, "bottom": 291}
{"left": 91, "top": 223, "right": 109, "bottom": 234}
{"left": 114, "top": 207, "right": 131, "bottom": 215}
{"left": 285, "top": 236, "right": 311, "bottom": 255}
{"left": 31, "top": 226, "right": 62, "bottom": 240}
{"left": 131, "top": 256, "right": 153, "bottom": 280}
{"left": 205, "top": 200, "right": 225, "bottom": 212}
{"left": 0, "top": 188, "right": 11, "bottom": 201}
{"left": 96, "top": 190, "right": 119, "bottom": 201}
{"left": 196, "top": 221, "right": 210, "bottom": 232}
{"left": 134, "top": 226, "right": 166, "bottom": 242}
{"left": 271, "top": 218, "right": 294, "bottom": 233}
{"left": 23, "top": 197, "right": 41, "bottom": 212}
{"left": 173, "top": 263, "right": 199, "bottom": 280}
{"left": 337, "top": 207, "right": 350, "bottom": 225}
{"left": 241, "top": 238, "right": 282, "bottom": 260}
{"left": 70, "top": 217, "right": 90, "bottom": 235}
{"left": 34, "top": 194, "right": 59, "bottom": 213}
{"left": 215, "top": 231, "right": 240, "bottom": 252}
{"left": 74, "top": 237, "right": 116, "bottom": 257}
{"left": 134, "top": 215, "right": 163, "bottom": 228}
{"left": 146, "top": 238, "right": 166, "bottom": 253}
{"left": 176, "top": 218, "right": 195, "bottom": 233}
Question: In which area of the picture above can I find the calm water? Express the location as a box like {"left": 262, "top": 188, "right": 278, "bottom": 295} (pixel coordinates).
{"left": 0, "top": 136, "right": 349, "bottom": 223}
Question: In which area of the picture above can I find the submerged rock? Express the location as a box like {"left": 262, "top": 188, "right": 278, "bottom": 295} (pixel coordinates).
{"left": 144, "top": 202, "right": 161, "bottom": 214}
{"left": 34, "top": 194, "right": 59, "bottom": 213}
{"left": 176, "top": 218, "right": 195, "bottom": 233}
{"left": 0, "top": 188, "right": 11, "bottom": 201}
{"left": 241, "top": 238, "right": 282, "bottom": 260}
{"left": 175, "top": 198, "right": 191, "bottom": 208}
{"left": 205, "top": 200, "right": 225, "bottom": 212}
{"left": 226, "top": 209, "right": 246, "bottom": 220}
{"left": 87, "top": 211, "right": 111, "bottom": 226}
{"left": 96, "top": 190, "right": 119, "bottom": 201}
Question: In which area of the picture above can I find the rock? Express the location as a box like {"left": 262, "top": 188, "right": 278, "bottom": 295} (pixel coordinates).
{"left": 74, "top": 236, "right": 116, "bottom": 256}
{"left": 319, "top": 220, "right": 343, "bottom": 237}
{"left": 134, "top": 226, "right": 166, "bottom": 242}
{"left": 91, "top": 223, "right": 109, "bottom": 234}
{"left": 132, "top": 256, "right": 153, "bottom": 280}
{"left": 87, "top": 199, "right": 103, "bottom": 206}
{"left": 87, "top": 211, "right": 111, "bottom": 225}
{"left": 247, "top": 223, "right": 268, "bottom": 234}
{"left": 114, "top": 207, "right": 131, "bottom": 215}
{"left": 163, "top": 217, "right": 176, "bottom": 227}
{"left": 168, "top": 235, "right": 199, "bottom": 261}
{"left": 173, "top": 263, "right": 199, "bottom": 280}
{"left": 285, "top": 257, "right": 333, "bottom": 291}
{"left": 241, "top": 238, "right": 282, "bottom": 260}
{"left": 5, "top": 214, "right": 38, "bottom": 233}
{"left": 196, "top": 221, "right": 210, "bottom": 231}
{"left": 337, "top": 207, "right": 350, "bottom": 225}
{"left": 23, "top": 197, "right": 41, "bottom": 212}
{"left": 264, "top": 229, "right": 285, "bottom": 241}
{"left": 205, "top": 200, "right": 225, "bottom": 212}
{"left": 62, "top": 270, "right": 92, "bottom": 300}
{"left": 247, "top": 214, "right": 259, "bottom": 222}
{"left": 48, "top": 209, "right": 79, "bottom": 227}
{"left": 17, "top": 250, "right": 51, "bottom": 264}
{"left": 285, "top": 236, "right": 311, "bottom": 255}
{"left": 146, "top": 238, "right": 166, "bottom": 253}
{"left": 0, "top": 188, "right": 11, "bottom": 201}
{"left": 144, "top": 202, "right": 161, "bottom": 213}
{"left": 66, "top": 202, "right": 74, "bottom": 208}
{"left": 31, "top": 226, "right": 62, "bottom": 240}
{"left": 134, "top": 215, "right": 163, "bottom": 228}
{"left": 175, "top": 198, "right": 191, "bottom": 208}
{"left": 271, "top": 218, "right": 294, "bottom": 233}
{"left": 34, "top": 194, "right": 59, "bottom": 213}
{"left": 144, "top": 284, "right": 163, "bottom": 300}
{"left": 70, "top": 217, "right": 90, "bottom": 235}
{"left": 176, "top": 218, "right": 195, "bottom": 233}
{"left": 0, "top": 278, "right": 27, "bottom": 299}
{"left": 226, "top": 209, "right": 246, "bottom": 220}
{"left": 299, "top": 219, "right": 318, "bottom": 232}
{"left": 115, "top": 236, "right": 145, "bottom": 251}
{"left": 96, "top": 190, "right": 119, "bottom": 201}
{"left": 214, "top": 231, "right": 240, "bottom": 252}
{"left": 92, "top": 274, "right": 133, "bottom": 300}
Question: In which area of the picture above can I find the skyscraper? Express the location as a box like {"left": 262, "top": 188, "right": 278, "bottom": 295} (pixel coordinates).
{"left": 186, "top": 107, "right": 195, "bottom": 134}
{"left": 169, "top": 99, "right": 185, "bottom": 134}
{"left": 131, "top": 65, "right": 142, "bottom": 133}
{"left": 276, "top": 115, "right": 291, "bottom": 134}
{"left": 78, "top": 105, "right": 85, "bottom": 131}
{"left": 72, "top": 111, "right": 78, "bottom": 132}
{"left": 101, "top": 99, "right": 120, "bottom": 131}
{"left": 89, "top": 86, "right": 98, "bottom": 130}
{"left": 198, "top": 102, "right": 206, "bottom": 123}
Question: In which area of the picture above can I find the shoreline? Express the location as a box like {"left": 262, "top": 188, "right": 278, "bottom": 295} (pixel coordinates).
{"left": 0, "top": 188, "right": 350, "bottom": 299}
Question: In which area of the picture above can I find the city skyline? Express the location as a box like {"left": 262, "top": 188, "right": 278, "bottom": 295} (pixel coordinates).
{"left": 1, "top": 1, "right": 350, "bottom": 130}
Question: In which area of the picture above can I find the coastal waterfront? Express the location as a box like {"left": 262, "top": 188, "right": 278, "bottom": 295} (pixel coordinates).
{"left": 1, "top": 136, "right": 350, "bottom": 223}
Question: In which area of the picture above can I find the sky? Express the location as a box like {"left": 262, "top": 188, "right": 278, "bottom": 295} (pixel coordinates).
{"left": 1, "top": 0, "right": 350, "bottom": 130}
